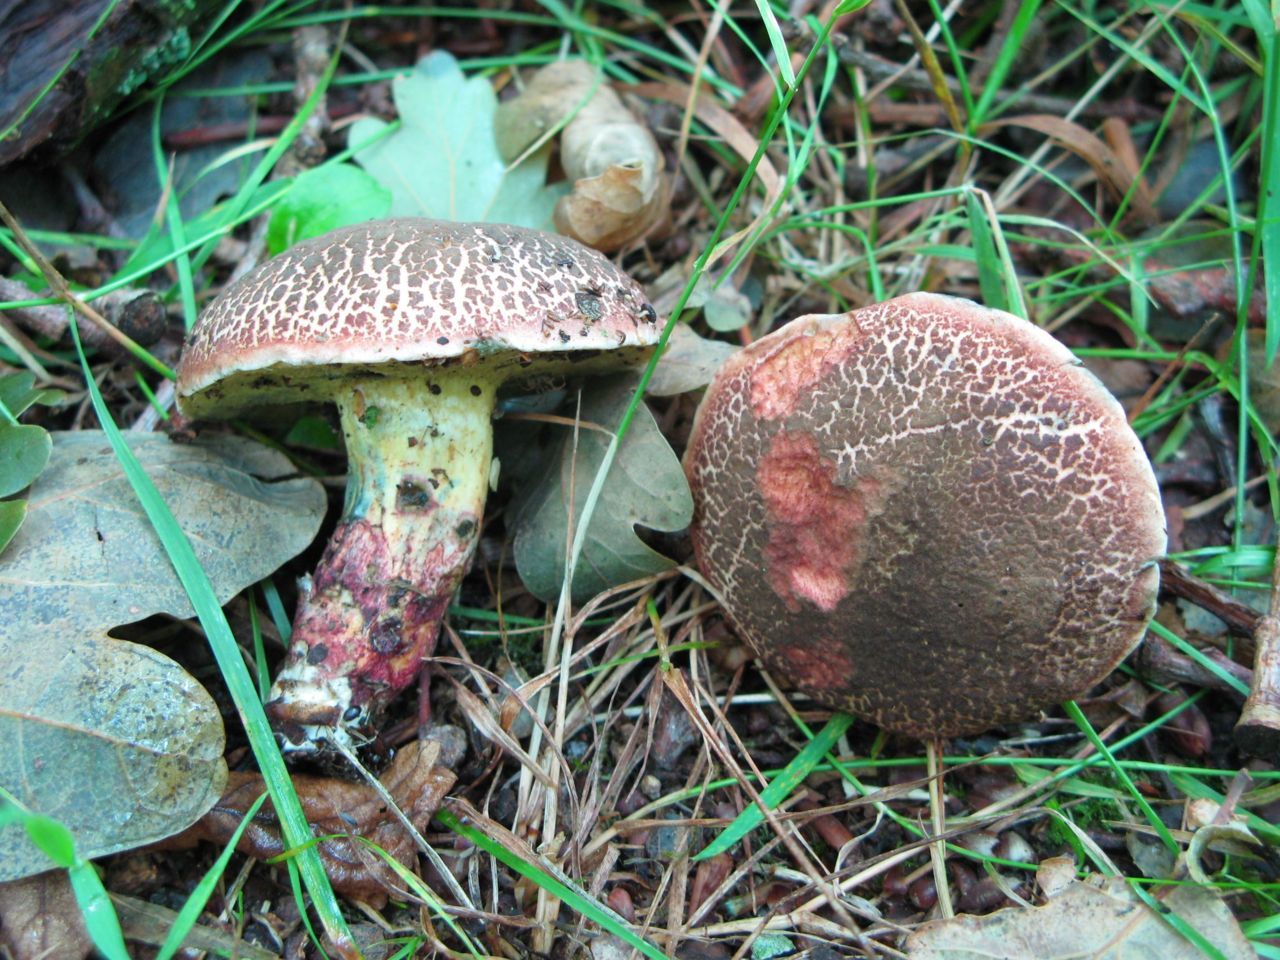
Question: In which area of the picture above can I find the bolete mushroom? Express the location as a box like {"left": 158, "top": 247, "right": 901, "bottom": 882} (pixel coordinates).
{"left": 177, "top": 218, "right": 659, "bottom": 750}
{"left": 684, "top": 293, "right": 1166, "bottom": 738}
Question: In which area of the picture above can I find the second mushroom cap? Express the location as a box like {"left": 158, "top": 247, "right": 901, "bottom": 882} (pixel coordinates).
{"left": 684, "top": 293, "right": 1166, "bottom": 738}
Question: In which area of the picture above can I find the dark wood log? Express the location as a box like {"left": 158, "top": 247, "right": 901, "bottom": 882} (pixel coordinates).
{"left": 0, "top": 0, "right": 226, "bottom": 165}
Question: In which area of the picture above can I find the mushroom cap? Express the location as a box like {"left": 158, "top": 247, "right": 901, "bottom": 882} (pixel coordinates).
{"left": 684, "top": 293, "right": 1166, "bottom": 739}
{"left": 177, "top": 218, "right": 659, "bottom": 418}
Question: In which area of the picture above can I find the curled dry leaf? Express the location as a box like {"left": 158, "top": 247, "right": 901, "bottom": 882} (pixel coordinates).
{"left": 172, "top": 740, "right": 455, "bottom": 906}
{"left": 496, "top": 60, "right": 666, "bottom": 251}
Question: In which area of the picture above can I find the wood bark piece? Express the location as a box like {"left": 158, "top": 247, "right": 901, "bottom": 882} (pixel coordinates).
{"left": 1235, "top": 557, "right": 1280, "bottom": 759}
{"left": 0, "top": 276, "right": 166, "bottom": 352}
{"left": 0, "top": 0, "right": 226, "bottom": 164}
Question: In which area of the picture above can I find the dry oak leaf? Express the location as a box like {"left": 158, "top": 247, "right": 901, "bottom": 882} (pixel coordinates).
{"left": 496, "top": 60, "right": 666, "bottom": 252}
{"left": 906, "top": 870, "right": 1257, "bottom": 959}
{"left": 0, "top": 432, "right": 326, "bottom": 881}
{"left": 172, "top": 740, "right": 455, "bottom": 906}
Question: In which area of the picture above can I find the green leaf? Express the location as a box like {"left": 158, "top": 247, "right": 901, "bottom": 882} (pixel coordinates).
{"left": 0, "top": 371, "right": 63, "bottom": 418}
{"left": 266, "top": 163, "right": 391, "bottom": 257}
{"left": 0, "top": 499, "right": 26, "bottom": 554}
{"left": 0, "top": 424, "right": 51, "bottom": 497}
{"left": 504, "top": 374, "right": 692, "bottom": 603}
{"left": 350, "top": 50, "right": 565, "bottom": 228}
{"left": 24, "top": 814, "right": 77, "bottom": 868}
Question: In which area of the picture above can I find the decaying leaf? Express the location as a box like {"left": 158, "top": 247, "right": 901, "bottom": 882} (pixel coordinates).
{"left": 0, "top": 871, "right": 93, "bottom": 960}
{"left": 496, "top": 60, "right": 666, "bottom": 251}
{"left": 172, "top": 740, "right": 455, "bottom": 906}
{"left": 350, "top": 51, "right": 563, "bottom": 229}
{"left": 502, "top": 373, "right": 693, "bottom": 603}
{"left": 906, "top": 870, "right": 1256, "bottom": 959}
{"left": 0, "top": 431, "right": 327, "bottom": 881}
{"left": 0, "top": 632, "right": 227, "bottom": 884}
{"left": 984, "top": 114, "right": 1158, "bottom": 223}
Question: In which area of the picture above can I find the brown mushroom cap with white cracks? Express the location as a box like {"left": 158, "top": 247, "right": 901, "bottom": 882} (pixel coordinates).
{"left": 178, "top": 218, "right": 658, "bottom": 417}
{"left": 174, "top": 218, "right": 659, "bottom": 752}
{"left": 683, "top": 293, "right": 1167, "bottom": 739}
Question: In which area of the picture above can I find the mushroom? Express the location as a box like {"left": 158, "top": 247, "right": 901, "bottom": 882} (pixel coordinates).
{"left": 684, "top": 293, "right": 1167, "bottom": 738}
{"left": 177, "top": 218, "right": 659, "bottom": 750}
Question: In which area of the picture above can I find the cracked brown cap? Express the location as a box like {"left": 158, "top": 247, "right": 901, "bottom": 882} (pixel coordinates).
{"left": 684, "top": 293, "right": 1167, "bottom": 739}
{"left": 177, "top": 218, "right": 659, "bottom": 418}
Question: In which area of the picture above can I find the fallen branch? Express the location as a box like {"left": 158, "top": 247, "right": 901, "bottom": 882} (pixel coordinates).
{"left": 0, "top": 276, "right": 166, "bottom": 353}
{"left": 1235, "top": 557, "right": 1280, "bottom": 759}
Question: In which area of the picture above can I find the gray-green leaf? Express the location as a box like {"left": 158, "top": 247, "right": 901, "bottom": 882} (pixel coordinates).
{"left": 0, "top": 431, "right": 328, "bottom": 880}
{"left": 1, "top": 432, "right": 326, "bottom": 629}
{"left": 349, "top": 51, "right": 565, "bottom": 229}
{"left": 504, "top": 375, "right": 693, "bottom": 603}
{"left": 0, "top": 371, "right": 63, "bottom": 418}
{"left": 0, "top": 635, "right": 227, "bottom": 881}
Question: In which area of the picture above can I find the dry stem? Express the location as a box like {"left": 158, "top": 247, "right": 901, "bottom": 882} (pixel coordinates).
{"left": 1235, "top": 554, "right": 1280, "bottom": 759}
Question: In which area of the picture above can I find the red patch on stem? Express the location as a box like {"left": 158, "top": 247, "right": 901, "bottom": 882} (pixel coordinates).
{"left": 757, "top": 431, "right": 880, "bottom": 612}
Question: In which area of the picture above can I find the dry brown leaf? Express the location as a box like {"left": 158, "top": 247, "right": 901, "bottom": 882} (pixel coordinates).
{"left": 496, "top": 60, "right": 666, "bottom": 251}
{"left": 632, "top": 81, "right": 781, "bottom": 199}
{"left": 170, "top": 740, "right": 454, "bottom": 906}
{"left": 0, "top": 872, "right": 92, "bottom": 960}
{"left": 984, "top": 114, "right": 1159, "bottom": 223}
{"left": 906, "top": 871, "right": 1256, "bottom": 959}
{"left": 632, "top": 80, "right": 785, "bottom": 268}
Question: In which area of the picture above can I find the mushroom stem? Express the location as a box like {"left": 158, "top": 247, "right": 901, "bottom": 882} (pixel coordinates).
{"left": 266, "top": 374, "right": 495, "bottom": 749}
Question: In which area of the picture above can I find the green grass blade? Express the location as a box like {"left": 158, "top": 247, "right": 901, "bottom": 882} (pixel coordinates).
{"left": 750, "top": 0, "right": 794, "bottom": 86}
{"left": 438, "top": 807, "right": 666, "bottom": 960}
{"left": 971, "top": 0, "right": 1044, "bottom": 125}
{"left": 966, "top": 188, "right": 1011, "bottom": 313}
{"left": 1063, "top": 701, "right": 1179, "bottom": 855}
{"left": 0, "top": 792, "right": 130, "bottom": 960}
{"left": 694, "top": 712, "right": 854, "bottom": 861}
{"left": 1258, "top": 28, "right": 1280, "bottom": 365}
{"left": 155, "top": 793, "right": 268, "bottom": 960}
{"left": 1126, "top": 879, "right": 1229, "bottom": 960}
{"left": 68, "top": 861, "right": 130, "bottom": 960}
